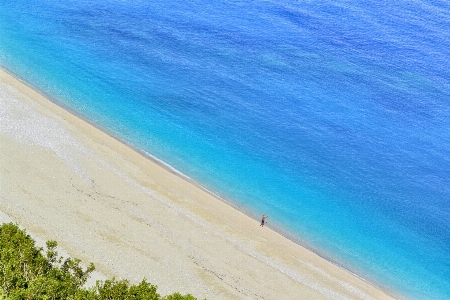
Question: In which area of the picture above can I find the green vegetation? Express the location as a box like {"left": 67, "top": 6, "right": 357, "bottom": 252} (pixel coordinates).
{"left": 0, "top": 223, "right": 198, "bottom": 300}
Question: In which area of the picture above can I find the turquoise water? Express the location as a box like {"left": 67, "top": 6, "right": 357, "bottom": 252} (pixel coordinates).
{"left": 1, "top": 1, "right": 450, "bottom": 298}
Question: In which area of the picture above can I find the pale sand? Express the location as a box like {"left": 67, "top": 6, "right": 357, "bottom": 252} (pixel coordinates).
{"left": 0, "top": 68, "right": 396, "bottom": 300}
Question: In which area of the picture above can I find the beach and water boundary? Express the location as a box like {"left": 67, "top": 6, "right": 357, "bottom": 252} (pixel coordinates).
{"left": 2, "top": 1, "right": 450, "bottom": 298}
{"left": 0, "top": 67, "right": 397, "bottom": 299}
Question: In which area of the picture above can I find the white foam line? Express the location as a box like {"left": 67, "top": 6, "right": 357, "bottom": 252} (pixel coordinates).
{"left": 2, "top": 80, "right": 352, "bottom": 299}
{"left": 91, "top": 154, "right": 350, "bottom": 300}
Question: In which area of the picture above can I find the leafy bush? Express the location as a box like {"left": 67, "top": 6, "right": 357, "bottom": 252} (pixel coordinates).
{"left": 0, "top": 223, "right": 199, "bottom": 300}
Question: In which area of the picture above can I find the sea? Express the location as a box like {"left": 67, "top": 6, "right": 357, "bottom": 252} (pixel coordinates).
{"left": 1, "top": 1, "right": 449, "bottom": 299}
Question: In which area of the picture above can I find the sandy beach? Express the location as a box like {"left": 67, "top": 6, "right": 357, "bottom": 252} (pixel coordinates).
{"left": 0, "top": 68, "right": 395, "bottom": 299}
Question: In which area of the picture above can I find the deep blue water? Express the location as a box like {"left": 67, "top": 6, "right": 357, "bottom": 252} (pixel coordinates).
{"left": 1, "top": 1, "right": 450, "bottom": 298}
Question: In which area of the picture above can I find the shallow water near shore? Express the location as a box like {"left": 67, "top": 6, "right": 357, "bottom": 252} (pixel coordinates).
{"left": 1, "top": 1, "right": 450, "bottom": 298}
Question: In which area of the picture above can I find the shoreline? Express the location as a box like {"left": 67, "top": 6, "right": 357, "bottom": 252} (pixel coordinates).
{"left": 0, "top": 67, "right": 397, "bottom": 299}
{"left": 0, "top": 67, "right": 379, "bottom": 284}
{"left": 1, "top": 66, "right": 254, "bottom": 222}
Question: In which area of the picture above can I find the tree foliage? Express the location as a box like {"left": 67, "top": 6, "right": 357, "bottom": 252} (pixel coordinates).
{"left": 0, "top": 223, "right": 199, "bottom": 300}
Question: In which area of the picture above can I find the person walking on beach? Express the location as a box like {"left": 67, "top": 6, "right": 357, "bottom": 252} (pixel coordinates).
{"left": 260, "top": 214, "right": 268, "bottom": 227}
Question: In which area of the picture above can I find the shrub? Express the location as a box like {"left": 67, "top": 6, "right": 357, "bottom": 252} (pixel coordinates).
{"left": 0, "top": 223, "right": 199, "bottom": 300}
